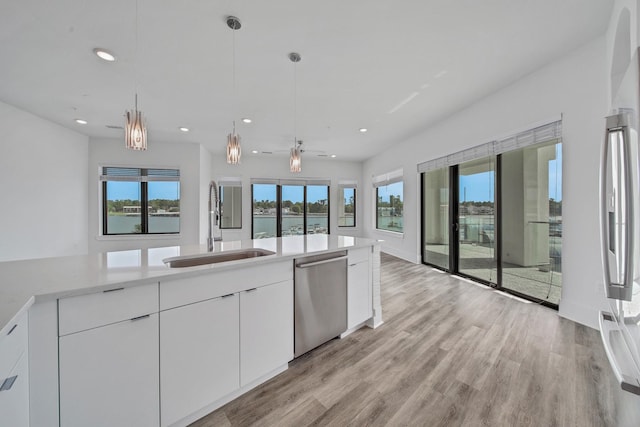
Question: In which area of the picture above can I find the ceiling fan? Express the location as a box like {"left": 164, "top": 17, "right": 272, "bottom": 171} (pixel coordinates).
{"left": 272, "top": 140, "right": 328, "bottom": 157}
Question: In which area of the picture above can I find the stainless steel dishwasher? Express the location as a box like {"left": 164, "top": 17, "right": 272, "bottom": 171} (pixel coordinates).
{"left": 294, "top": 251, "right": 348, "bottom": 358}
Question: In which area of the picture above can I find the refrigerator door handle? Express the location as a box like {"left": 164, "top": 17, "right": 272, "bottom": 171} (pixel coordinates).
{"left": 601, "top": 113, "right": 634, "bottom": 300}
{"left": 599, "top": 311, "right": 640, "bottom": 395}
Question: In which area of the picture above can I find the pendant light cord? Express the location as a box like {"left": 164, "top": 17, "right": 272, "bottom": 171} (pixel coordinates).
{"left": 232, "top": 19, "right": 237, "bottom": 135}
{"left": 293, "top": 58, "right": 297, "bottom": 146}
{"left": 135, "top": 0, "right": 139, "bottom": 107}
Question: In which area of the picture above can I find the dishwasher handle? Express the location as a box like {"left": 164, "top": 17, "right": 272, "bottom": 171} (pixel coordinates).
{"left": 296, "top": 255, "right": 348, "bottom": 269}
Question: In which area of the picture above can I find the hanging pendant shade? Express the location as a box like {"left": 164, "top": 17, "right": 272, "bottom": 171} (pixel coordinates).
{"left": 290, "top": 142, "right": 301, "bottom": 173}
{"left": 227, "top": 121, "right": 241, "bottom": 164}
{"left": 125, "top": 94, "right": 147, "bottom": 150}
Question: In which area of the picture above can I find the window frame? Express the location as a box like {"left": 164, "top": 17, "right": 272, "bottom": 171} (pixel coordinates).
{"left": 251, "top": 180, "right": 330, "bottom": 238}
{"left": 101, "top": 167, "right": 181, "bottom": 236}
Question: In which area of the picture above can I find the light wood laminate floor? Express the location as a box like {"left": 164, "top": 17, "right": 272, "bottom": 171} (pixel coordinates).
{"left": 191, "top": 253, "right": 634, "bottom": 427}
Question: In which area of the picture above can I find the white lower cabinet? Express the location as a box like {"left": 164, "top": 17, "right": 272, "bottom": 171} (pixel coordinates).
{"left": 0, "top": 352, "right": 29, "bottom": 427}
{"left": 348, "top": 254, "right": 372, "bottom": 329}
{"left": 240, "top": 280, "right": 293, "bottom": 386}
{"left": 160, "top": 294, "right": 240, "bottom": 427}
{"left": 0, "top": 312, "right": 29, "bottom": 427}
{"left": 59, "top": 313, "right": 160, "bottom": 427}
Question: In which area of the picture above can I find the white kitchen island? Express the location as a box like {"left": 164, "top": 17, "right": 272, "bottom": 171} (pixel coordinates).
{"left": 0, "top": 235, "right": 381, "bottom": 427}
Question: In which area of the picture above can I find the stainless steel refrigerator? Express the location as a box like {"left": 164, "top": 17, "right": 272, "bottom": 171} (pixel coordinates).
{"left": 599, "top": 107, "right": 640, "bottom": 395}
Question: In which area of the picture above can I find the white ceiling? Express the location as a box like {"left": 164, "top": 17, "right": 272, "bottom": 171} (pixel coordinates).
{"left": 0, "top": 0, "right": 613, "bottom": 162}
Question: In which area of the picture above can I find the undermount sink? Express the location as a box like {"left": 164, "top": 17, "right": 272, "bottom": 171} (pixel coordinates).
{"left": 163, "top": 248, "right": 276, "bottom": 268}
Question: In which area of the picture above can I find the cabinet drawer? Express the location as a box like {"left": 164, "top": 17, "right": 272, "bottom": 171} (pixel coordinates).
{"left": 348, "top": 247, "right": 370, "bottom": 265}
{"left": 59, "top": 284, "right": 158, "bottom": 336}
{"left": 160, "top": 261, "right": 293, "bottom": 310}
{"left": 0, "top": 313, "right": 27, "bottom": 380}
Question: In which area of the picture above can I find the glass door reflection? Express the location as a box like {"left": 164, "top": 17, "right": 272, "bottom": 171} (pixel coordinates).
{"left": 423, "top": 168, "right": 450, "bottom": 270}
{"left": 500, "top": 140, "right": 562, "bottom": 304}
{"left": 458, "top": 158, "right": 497, "bottom": 284}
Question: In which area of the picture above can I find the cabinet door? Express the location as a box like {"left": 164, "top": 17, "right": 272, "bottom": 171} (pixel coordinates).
{"left": 0, "top": 353, "right": 29, "bottom": 427}
{"left": 240, "top": 280, "right": 293, "bottom": 386}
{"left": 59, "top": 314, "right": 159, "bottom": 427}
{"left": 348, "top": 261, "right": 372, "bottom": 329}
{"left": 160, "top": 294, "right": 239, "bottom": 427}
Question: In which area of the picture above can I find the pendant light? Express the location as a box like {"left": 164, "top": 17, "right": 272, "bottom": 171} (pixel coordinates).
{"left": 290, "top": 140, "right": 302, "bottom": 173}
{"left": 289, "top": 52, "right": 302, "bottom": 173}
{"left": 125, "top": 0, "right": 147, "bottom": 150}
{"left": 226, "top": 16, "right": 242, "bottom": 164}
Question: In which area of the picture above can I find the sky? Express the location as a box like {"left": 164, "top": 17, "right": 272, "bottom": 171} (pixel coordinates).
{"left": 459, "top": 148, "right": 562, "bottom": 202}
{"left": 107, "top": 182, "right": 180, "bottom": 201}
{"left": 377, "top": 182, "right": 403, "bottom": 202}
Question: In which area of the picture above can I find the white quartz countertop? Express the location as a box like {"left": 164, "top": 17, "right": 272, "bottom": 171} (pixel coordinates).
{"left": 0, "top": 235, "right": 379, "bottom": 334}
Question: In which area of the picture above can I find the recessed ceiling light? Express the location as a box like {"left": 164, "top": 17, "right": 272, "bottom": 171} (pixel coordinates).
{"left": 359, "top": 128, "right": 368, "bottom": 133}
{"left": 179, "top": 127, "right": 189, "bottom": 132}
{"left": 93, "top": 48, "right": 116, "bottom": 62}
{"left": 331, "top": 154, "right": 337, "bottom": 158}
{"left": 242, "top": 118, "right": 252, "bottom": 124}
{"left": 251, "top": 150, "right": 259, "bottom": 154}
{"left": 75, "top": 119, "right": 88, "bottom": 125}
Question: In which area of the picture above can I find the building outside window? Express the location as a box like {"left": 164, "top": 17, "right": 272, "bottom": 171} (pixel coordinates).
{"left": 101, "top": 167, "right": 180, "bottom": 235}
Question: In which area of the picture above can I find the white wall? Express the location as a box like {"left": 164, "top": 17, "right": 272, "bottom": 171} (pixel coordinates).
{"left": 88, "top": 138, "right": 206, "bottom": 253}
{"left": 210, "top": 154, "right": 364, "bottom": 241}
{"left": 0, "top": 100, "right": 88, "bottom": 261}
{"left": 362, "top": 37, "right": 608, "bottom": 329}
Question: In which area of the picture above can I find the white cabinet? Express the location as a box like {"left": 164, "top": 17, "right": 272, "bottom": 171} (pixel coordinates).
{"left": 58, "top": 286, "right": 159, "bottom": 427}
{"left": 348, "top": 248, "right": 372, "bottom": 329}
{"left": 0, "top": 350, "right": 29, "bottom": 427}
{"left": 160, "top": 294, "right": 240, "bottom": 427}
{"left": 0, "top": 312, "right": 29, "bottom": 427}
{"left": 240, "top": 280, "right": 293, "bottom": 386}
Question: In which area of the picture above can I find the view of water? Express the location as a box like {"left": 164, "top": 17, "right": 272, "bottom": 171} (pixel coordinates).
{"left": 376, "top": 216, "right": 404, "bottom": 232}
{"left": 107, "top": 215, "right": 180, "bottom": 234}
{"left": 253, "top": 216, "right": 328, "bottom": 238}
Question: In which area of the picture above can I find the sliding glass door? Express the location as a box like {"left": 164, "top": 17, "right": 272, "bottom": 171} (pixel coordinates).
{"left": 500, "top": 140, "right": 562, "bottom": 304}
{"left": 422, "top": 168, "right": 451, "bottom": 270}
{"left": 457, "top": 158, "right": 497, "bottom": 284}
{"left": 420, "top": 144, "right": 562, "bottom": 306}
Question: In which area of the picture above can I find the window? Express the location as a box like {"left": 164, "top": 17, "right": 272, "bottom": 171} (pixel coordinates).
{"left": 338, "top": 186, "right": 356, "bottom": 227}
{"left": 101, "top": 167, "right": 180, "bottom": 235}
{"left": 376, "top": 181, "right": 404, "bottom": 232}
{"left": 306, "top": 185, "right": 329, "bottom": 234}
{"left": 252, "top": 184, "right": 277, "bottom": 238}
{"left": 251, "top": 180, "right": 330, "bottom": 238}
